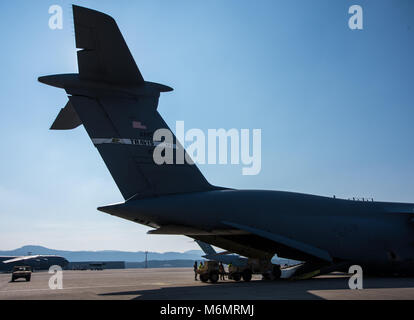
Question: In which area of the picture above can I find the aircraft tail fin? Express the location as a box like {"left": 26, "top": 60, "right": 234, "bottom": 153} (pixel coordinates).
{"left": 40, "top": 5, "right": 220, "bottom": 200}
{"left": 196, "top": 240, "right": 217, "bottom": 255}
{"left": 73, "top": 5, "right": 144, "bottom": 85}
{"left": 65, "top": 94, "right": 217, "bottom": 200}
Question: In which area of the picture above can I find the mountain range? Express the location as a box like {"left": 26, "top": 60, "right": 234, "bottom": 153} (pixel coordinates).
{"left": 0, "top": 245, "right": 204, "bottom": 262}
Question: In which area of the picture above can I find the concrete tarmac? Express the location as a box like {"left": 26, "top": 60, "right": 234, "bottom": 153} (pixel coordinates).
{"left": 1, "top": 268, "right": 414, "bottom": 300}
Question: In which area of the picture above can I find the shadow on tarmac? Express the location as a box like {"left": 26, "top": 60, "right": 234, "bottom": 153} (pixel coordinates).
{"left": 99, "top": 275, "right": 414, "bottom": 300}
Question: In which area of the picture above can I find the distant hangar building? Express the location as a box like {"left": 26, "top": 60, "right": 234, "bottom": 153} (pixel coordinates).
{"left": 66, "top": 261, "right": 125, "bottom": 270}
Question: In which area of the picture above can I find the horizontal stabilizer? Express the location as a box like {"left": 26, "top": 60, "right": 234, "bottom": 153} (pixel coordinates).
{"left": 50, "top": 101, "right": 82, "bottom": 130}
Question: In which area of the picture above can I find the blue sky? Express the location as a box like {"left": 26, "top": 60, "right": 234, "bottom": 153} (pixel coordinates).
{"left": 0, "top": 0, "right": 413, "bottom": 252}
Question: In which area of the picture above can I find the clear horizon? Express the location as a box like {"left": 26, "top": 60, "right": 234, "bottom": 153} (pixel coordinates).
{"left": 0, "top": 244, "right": 202, "bottom": 254}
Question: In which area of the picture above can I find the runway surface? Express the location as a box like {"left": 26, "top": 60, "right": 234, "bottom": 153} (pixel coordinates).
{"left": 1, "top": 268, "right": 414, "bottom": 300}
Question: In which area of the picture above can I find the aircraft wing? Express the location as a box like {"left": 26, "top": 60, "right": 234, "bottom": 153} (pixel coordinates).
{"left": 222, "top": 221, "right": 332, "bottom": 262}
{"left": 2, "top": 255, "right": 41, "bottom": 264}
{"left": 73, "top": 5, "right": 144, "bottom": 85}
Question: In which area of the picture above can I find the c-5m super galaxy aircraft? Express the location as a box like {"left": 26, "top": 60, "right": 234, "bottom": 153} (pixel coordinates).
{"left": 39, "top": 5, "right": 414, "bottom": 279}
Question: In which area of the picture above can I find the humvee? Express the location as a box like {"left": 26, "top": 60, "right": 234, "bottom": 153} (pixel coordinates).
{"left": 11, "top": 266, "right": 32, "bottom": 282}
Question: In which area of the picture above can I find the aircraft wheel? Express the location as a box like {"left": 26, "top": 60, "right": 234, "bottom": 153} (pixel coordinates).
{"left": 232, "top": 273, "right": 241, "bottom": 282}
{"left": 209, "top": 272, "right": 219, "bottom": 283}
{"left": 242, "top": 270, "right": 252, "bottom": 282}
{"left": 200, "top": 274, "right": 209, "bottom": 283}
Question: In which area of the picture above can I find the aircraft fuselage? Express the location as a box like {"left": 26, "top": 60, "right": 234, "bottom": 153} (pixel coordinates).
{"left": 99, "top": 190, "right": 414, "bottom": 275}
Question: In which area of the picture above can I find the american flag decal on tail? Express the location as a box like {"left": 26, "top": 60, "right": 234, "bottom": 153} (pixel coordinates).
{"left": 132, "top": 121, "right": 147, "bottom": 130}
